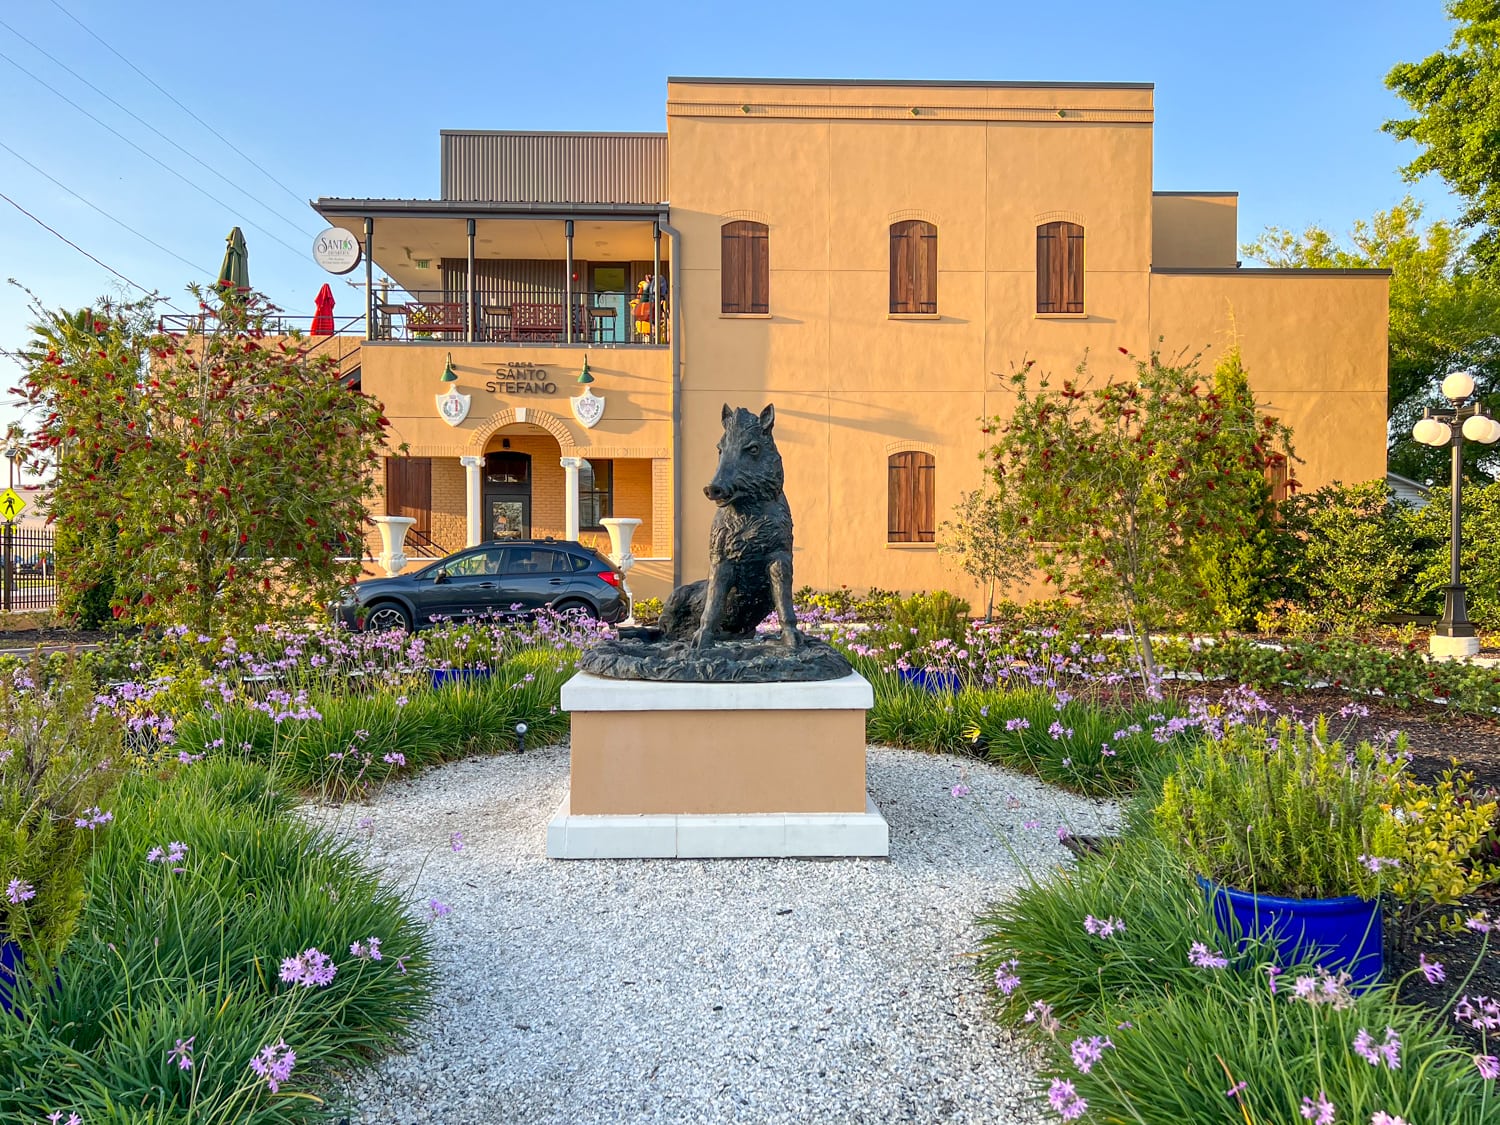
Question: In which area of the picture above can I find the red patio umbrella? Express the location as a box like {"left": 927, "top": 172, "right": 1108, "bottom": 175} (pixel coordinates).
{"left": 311, "top": 283, "right": 335, "bottom": 335}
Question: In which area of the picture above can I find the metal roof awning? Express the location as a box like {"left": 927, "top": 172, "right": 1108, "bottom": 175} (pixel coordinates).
{"left": 313, "top": 198, "right": 669, "bottom": 222}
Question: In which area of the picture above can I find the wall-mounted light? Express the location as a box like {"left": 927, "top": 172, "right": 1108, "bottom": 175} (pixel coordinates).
{"left": 577, "top": 355, "right": 594, "bottom": 385}
{"left": 1057, "top": 109, "right": 1067, "bottom": 118}
{"left": 441, "top": 353, "right": 457, "bottom": 383}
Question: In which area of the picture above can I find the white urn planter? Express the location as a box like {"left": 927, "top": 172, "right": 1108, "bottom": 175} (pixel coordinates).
{"left": 599, "top": 517, "right": 642, "bottom": 623}
{"left": 371, "top": 515, "right": 416, "bottom": 577}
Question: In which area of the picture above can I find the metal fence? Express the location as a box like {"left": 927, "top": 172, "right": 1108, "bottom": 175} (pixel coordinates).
{"left": 2, "top": 526, "right": 55, "bottom": 612}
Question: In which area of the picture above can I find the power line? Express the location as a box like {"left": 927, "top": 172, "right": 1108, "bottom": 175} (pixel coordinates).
{"left": 0, "top": 49, "right": 311, "bottom": 262}
{"left": 0, "top": 138, "right": 213, "bottom": 277}
{"left": 46, "top": 0, "right": 313, "bottom": 214}
{"left": 0, "top": 188, "right": 181, "bottom": 310}
{"left": 0, "top": 15, "right": 318, "bottom": 241}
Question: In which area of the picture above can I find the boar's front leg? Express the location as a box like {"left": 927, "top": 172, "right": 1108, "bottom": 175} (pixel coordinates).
{"left": 769, "top": 552, "right": 802, "bottom": 648}
{"left": 691, "top": 562, "right": 731, "bottom": 649}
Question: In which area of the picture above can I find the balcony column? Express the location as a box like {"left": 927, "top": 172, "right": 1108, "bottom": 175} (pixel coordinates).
{"left": 466, "top": 218, "right": 476, "bottom": 342}
{"left": 564, "top": 219, "right": 575, "bottom": 345}
{"left": 460, "top": 455, "right": 483, "bottom": 547}
{"left": 560, "top": 456, "right": 582, "bottom": 541}
{"left": 363, "top": 217, "right": 374, "bottom": 338}
{"left": 652, "top": 221, "right": 662, "bottom": 343}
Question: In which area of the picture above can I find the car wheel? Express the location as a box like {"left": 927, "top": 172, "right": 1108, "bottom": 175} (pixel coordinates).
{"left": 364, "top": 602, "right": 412, "bottom": 632}
{"left": 552, "top": 599, "right": 598, "bottom": 620}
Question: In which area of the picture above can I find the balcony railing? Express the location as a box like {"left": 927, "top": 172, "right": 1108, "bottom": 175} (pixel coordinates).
{"left": 371, "top": 290, "right": 667, "bottom": 347}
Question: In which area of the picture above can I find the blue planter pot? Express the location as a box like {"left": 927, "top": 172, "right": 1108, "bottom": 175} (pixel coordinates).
{"left": 0, "top": 939, "right": 24, "bottom": 1015}
{"left": 1197, "top": 876, "right": 1383, "bottom": 990}
{"left": 898, "top": 666, "right": 961, "bottom": 694}
{"left": 429, "top": 667, "right": 492, "bottom": 691}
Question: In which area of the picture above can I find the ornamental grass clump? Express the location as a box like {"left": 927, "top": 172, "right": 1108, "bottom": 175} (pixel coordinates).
{"left": 1154, "top": 716, "right": 1402, "bottom": 900}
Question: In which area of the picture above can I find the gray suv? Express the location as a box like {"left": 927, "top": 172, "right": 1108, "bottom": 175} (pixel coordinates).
{"left": 334, "top": 539, "right": 627, "bottom": 632}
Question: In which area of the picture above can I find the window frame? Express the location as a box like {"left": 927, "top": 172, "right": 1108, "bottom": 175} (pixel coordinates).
{"left": 721, "top": 220, "right": 769, "bottom": 314}
{"left": 578, "top": 458, "right": 614, "bottom": 531}
{"left": 1036, "top": 221, "right": 1085, "bottom": 314}
{"left": 887, "top": 451, "right": 936, "bottom": 544}
{"left": 889, "top": 220, "right": 938, "bottom": 315}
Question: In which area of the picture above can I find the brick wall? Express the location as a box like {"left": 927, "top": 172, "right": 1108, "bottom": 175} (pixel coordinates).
{"left": 430, "top": 458, "right": 467, "bottom": 552}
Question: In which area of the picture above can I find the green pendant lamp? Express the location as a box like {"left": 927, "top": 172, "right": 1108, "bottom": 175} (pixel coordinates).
{"left": 441, "top": 353, "right": 457, "bottom": 383}
{"left": 577, "top": 355, "right": 594, "bottom": 384}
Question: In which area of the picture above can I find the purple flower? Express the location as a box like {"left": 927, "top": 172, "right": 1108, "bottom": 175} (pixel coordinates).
{"left": 1267, "top": 965, "right": 1282, "bottom": 994}
{"left": 1476, "top": 1055, "right": 1500, "bottom": 1081}
{"left": 1023, "top": 999, "right": 1059, "bottom": 1035}
{"left": 993, "top": 959, "right": 1020, "bottom": 996}
{"left": 6, "top": 878, "right": 35, "bottom": 904}
{"left": 1358, "top": 854, "right": 1399, "bottom": 874}
{"left": 1069, "top": 1034, "right": 1114, "bottom": 1074}
{"left": 1047, "top": 1078, "right": 1087, "bottom": 1120}
{"left": 1299, "top": 1091, "right": 1335, "bottom": 1124}
{"left": 1188, "top": 942, "right": 1228, "bottom": 969}
{"left": 1419, "top": 954, "right": 1445, "bottom": 984}
{"left": 951, "top": 783, "right": 972, "bottom": 798}
{"left": 1466, "top": 913, "right": 1494, "bottom": 934}
{"left": 1371, "top": 1114, "right": 1411, "bottom": 1125}
{"left": 1455, "top": 995, "right": 1500, "bottom": 1032}
{"left": 73, "top": 806, "right": 113, "bottom": 830}
{"left": 383, "top": 752, "right": 406, "bottom": 767}
{"left": 1047, "top": 720, "right": 1074, "bottom": 740}
{"left": 1353, "top": 1027, "right": 1401, "bottom": 1069}
{"left": 169, "top": 1036, "right": 194, "bottom": 1071}
{"left": 1224, "top": 1080, "right": 1247, "bottom": 1098}
{"left": 1084, "top": 915, "right": 1124, "bottom": 938}
{"left": 350, "top": 936, "right": 383, "bottom": 962}
{"left": 278, "top": 947, "right": 337, "bottom": 988}
{"left": 450, "top": 831, "right": 465, "bottom": 852}
{"left": 249, "top": 1039, "right": 297, "bottom": 1093}
{"left": 429, "top": 899, "right": 451, "bottom": 919}
{"left": 395, "top": 956, "right": 408, "bottom": 975}
{"left": 1005, "top": 717, "right": 1030, "bottom": 732}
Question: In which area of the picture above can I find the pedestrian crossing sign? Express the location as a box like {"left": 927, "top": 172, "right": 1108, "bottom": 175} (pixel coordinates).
{"left": 0, "top": 488, "right": 26, "bottom": 522}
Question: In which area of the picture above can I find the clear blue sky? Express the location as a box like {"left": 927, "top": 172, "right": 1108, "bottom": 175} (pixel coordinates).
{"left": 0, "top": 0, "right": 1466, "bottom": 456}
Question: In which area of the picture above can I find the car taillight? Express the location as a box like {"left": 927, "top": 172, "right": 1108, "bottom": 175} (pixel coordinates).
{"left": 595, "top": 570, "right": 621, "bottom": 587}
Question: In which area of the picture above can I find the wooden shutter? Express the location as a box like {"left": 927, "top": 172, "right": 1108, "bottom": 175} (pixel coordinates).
{"left": 1266, "top": 459, "right": 1291, "bottom": 504}
{"left": 721, "top": 221, "right": 768, "bottom": 313}
{"left": 887, "top": 452, "right": 935, "bottom": 543}
{"left": 890, "top": 220, "right": 938, "bottom": 314}
{"left": 1037, "top": 221, "right": 1084, "bottom": 313}
{"left": 385, "top": 456, "right": 431, "bottom": 533}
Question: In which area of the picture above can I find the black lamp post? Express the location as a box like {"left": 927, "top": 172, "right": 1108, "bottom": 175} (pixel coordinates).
{"left": 1411, "top": 370, "right": 1500, "bottom": 656}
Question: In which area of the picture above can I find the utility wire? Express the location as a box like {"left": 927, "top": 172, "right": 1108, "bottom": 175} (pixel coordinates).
{"left": 0, "top": 188, "right": 183, "bottom": 311}
{"left": 0, "top": 16, "right": 317, "bottom": 241}
{"left": 0, "top": 49, "right": 310, "bottom": 261}
{"left": 45, "top": 0, "right": 313, "bottom": 213}
{"left": 0, "top": 138, "right": 214, "bottom": 278}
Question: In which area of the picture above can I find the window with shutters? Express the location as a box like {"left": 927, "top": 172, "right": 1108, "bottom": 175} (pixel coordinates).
{"left": 721, "top": 220, "right": 769, "bottom": 313}
{"left": 887, "top": 452, "right": 935, "bottom": 543}
{"left": 385, "top": 456, "right": 432, "bottom": 532}
{"left": 1036, "top": 221, "right": 1085, "bottom": 314}
{"left": 889, "top": 220, "right": 938, "bottom": 314}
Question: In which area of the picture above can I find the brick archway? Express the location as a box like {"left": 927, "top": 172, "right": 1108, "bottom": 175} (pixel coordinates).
{"left": 468, "top": 407, "right": 578, "bottom": 453}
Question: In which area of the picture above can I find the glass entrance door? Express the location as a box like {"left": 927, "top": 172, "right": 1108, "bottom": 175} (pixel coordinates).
{"left": 487, "top": 496, "right": 528, "bottom": 541}
{"left": 589, "top": 264, "right": 628, "bottom": 343}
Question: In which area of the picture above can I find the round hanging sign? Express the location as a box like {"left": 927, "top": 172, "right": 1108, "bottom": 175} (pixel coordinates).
{"left": 312, "top": 227, "right": 362, "bottom": 274}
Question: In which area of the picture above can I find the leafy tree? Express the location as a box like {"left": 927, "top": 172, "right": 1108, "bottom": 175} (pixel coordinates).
{"left": 18, "top": 286, "right": 390, "bottom": 636}
{"left": 1243, "top": 199, "right": 1500, "bottom": 482}
{"left": 984, "top": 349, "right": 1293, "bottom": 677}
{"left": 937, "top": 482, "right": 1033, "bottom": 620}
{"left": 1385, "top": 1, "right": 1500, "bottom": 270}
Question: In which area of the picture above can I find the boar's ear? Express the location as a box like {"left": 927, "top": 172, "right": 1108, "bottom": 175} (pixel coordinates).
{"left": 759, "top": 403, "right": 775, "bottom": 434}
{"left": 721, "top": 403, "right": 733, "bottom": 427}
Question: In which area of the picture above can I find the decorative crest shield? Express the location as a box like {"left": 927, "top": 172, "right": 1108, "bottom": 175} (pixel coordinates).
{"left": 436, "top": 386, "right": 471, "bottom": 427}
{"left": 571, "top": 387, "right": 606, "bottom": 429}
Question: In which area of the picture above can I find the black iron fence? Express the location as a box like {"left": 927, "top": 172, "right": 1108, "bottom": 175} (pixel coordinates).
{"left": 2, "top": 525, "right": 54, "bottom": 612}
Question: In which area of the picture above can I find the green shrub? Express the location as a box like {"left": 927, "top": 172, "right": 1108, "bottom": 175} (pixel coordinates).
{"left": 1, "top": 656, "right": 126, "bottom": 959}
{"left": 0, "top": 759, "right": 433, "bottom": 1122}
{"left": 1408, "top": 478, "right": 1500, "bottom": 629}
{"left": 1154, "top": 716, "right": 1401, "bottom": 899}
{"left": 632, "top": 596, "right": 664, "bottom": 625}
{"left": 866, "top": 591, "right": 970, "bottom": 661}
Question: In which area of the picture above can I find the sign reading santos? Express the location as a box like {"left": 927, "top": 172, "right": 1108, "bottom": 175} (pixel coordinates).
{"left": 486, "top": 362, "right": 559, "bottom": 395}
{"left": 312, "top": 228, "right": 362, "bottom": 274}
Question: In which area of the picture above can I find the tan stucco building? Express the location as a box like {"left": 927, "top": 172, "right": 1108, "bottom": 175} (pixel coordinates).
{"left": 315, "top": 77, "right": 1389, "bottom": 604}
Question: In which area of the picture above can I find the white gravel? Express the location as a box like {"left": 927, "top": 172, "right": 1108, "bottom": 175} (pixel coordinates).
{"left": 306, "top": 744, "right": 1119, "bottom": 1125}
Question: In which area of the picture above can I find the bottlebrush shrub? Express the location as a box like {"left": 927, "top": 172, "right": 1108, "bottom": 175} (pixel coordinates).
{"left": 0, "top": 656, "right": 124, "bottom": 958}
{"left": 1042, "top": 960, "right": 1497, "bottom": 1125}
{"left": 1155, "top": 716, "right": 1404, "bottom": 900}
{"left": 0, "top": 758, "right": 433, "bottom": 1122}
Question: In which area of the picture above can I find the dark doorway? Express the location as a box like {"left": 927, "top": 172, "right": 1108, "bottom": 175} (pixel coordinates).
{"left": 484, "top": 451, "right": 531, "bottom": 540}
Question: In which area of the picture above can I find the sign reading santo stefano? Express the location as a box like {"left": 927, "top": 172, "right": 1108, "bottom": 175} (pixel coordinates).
{"left": 486, "top": 361, "right": 559, "bottom": 395}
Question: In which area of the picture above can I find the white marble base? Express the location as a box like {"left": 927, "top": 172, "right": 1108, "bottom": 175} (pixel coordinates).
{"left": 546, "top": 794, "right": 890, "bottom": 859}
{"left": 1430, "top": 634, "right": 1481, "bottom": 658}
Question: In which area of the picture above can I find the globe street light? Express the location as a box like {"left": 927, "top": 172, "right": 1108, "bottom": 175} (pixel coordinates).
{"left": 1411, "top": 370, "right": 1500, "bottom": 656}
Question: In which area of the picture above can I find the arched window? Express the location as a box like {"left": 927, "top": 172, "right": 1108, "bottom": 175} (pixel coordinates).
{"left": 579, "top": 459, "right": 613, "bottom": 530}
{"left": 889, "top": 220, "right": 937, "bottom": 314}
{"left": 721, "top": 220, "right": 769, "bottom": 313}
{"left": 1036, "top": 221, "right": 1085, "bottom": 313}
{"left": 887, "top": 452, "right": 935, "bottom": 543}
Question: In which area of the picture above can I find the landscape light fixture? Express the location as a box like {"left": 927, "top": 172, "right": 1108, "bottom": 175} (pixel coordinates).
{"left": 440, "top": 353, "right": 457, "bottom": 383}
{"left": 515, "top": 721, "right": 528, "bottom": 754}
{"left": 1411, "top": 369, "right": 1500, "bottom": 656}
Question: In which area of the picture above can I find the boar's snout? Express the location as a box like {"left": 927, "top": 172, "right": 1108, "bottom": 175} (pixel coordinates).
{"left": 705, "top": 481, "right": 732, "bottom": 504}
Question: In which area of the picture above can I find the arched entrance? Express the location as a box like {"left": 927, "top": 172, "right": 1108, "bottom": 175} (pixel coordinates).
{"left": 483, "top": 424, "right": 563, "bottom": 542}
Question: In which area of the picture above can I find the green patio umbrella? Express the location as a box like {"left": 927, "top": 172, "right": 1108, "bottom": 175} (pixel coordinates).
{"left": 218, "top": 226, "right": 249, "bottom": 292}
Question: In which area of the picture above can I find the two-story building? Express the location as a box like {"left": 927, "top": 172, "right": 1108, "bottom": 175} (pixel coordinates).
{"left": 314, "top": 77, "right": 1389, "bottom": 603}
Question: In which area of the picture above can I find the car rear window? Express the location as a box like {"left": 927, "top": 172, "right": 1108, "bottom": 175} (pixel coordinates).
{"left": 504, "top": 548, "right": 569, "bottom": 575}
{"left": 571, "top": 554, "right": 595, "bottom": 572}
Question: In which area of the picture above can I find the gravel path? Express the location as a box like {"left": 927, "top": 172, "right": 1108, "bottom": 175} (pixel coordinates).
{"left": 305, "top": 744, "right": 1119, "bottom": 1125}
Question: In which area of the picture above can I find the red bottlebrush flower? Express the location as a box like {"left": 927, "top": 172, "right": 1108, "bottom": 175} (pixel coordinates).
{"left": 1117, "top": 346, "right": 1129, "bottom": 354}
{"left": 239, "top": 533, "right": 248, "bottom": 545}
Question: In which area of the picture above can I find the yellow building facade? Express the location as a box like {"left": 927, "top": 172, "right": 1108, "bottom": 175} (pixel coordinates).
{"left": 316, "top": 77, "right": 1389, "bottom": 604}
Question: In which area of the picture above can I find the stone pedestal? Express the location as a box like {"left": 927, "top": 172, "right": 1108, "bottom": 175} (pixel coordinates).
{"left": 371, "top": 515, "right": 416, "bottom": 576}
{"left": 547, "top": 671, "right": 886, "bottom": 859}
{"left": 1431, "top": 633, "right": 1481, "bottom": 659}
